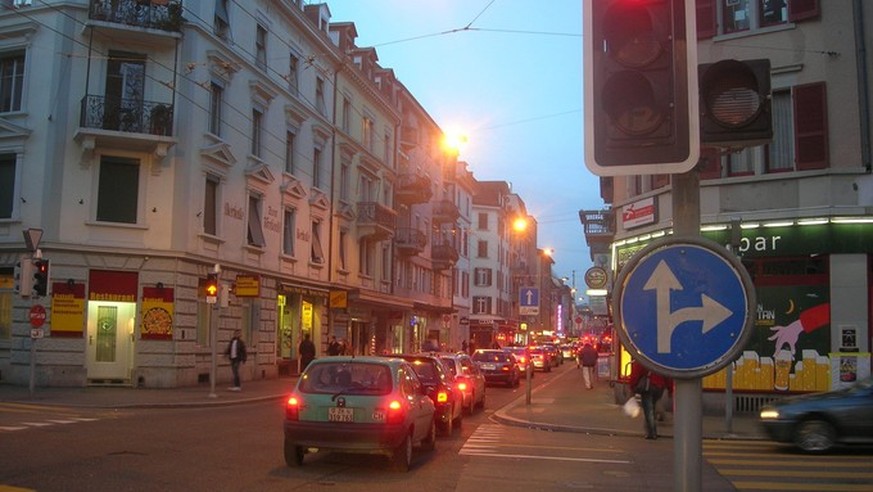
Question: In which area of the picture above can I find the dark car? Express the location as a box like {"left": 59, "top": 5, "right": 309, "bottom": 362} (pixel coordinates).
{"left": 472, "top": 349, "right": 520, "bottom": 387}
{"left": 395, "top": 353, "right": 464, "bottom": 435}
{"left": 283, "top": 356, "right": 436, "bottom": 471}
{"left": 438, "top": 352, "right": 486, "bottom": 414}
{"left": 759, "top": 376, "right": 873, "bottom": 452}
{"left": 503, "top": 346, "right": 534, "bottom": 378}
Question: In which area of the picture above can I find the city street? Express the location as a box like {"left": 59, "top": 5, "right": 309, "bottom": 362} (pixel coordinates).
{"left": 2, "top": 363, "right": 872, "bottom": 491}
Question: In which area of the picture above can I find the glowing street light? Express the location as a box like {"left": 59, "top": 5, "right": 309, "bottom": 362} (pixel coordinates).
{"left": 441, "top": 128, "right": 469, "bottom": 155}
{"left": 512, "top": 216, "right": 529, "bottom": 233}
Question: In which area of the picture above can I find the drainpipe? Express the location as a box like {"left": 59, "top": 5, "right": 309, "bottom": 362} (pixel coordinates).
{"left": 854, "top": 0, "right": 872, "bottom": 172}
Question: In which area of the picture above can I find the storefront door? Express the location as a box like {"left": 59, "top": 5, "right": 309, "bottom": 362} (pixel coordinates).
{"left": 86, "top": 301, "right": 135, "bottom": 381}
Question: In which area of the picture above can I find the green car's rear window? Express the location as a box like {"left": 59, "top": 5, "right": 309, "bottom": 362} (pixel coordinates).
{"left": 299, "top": 362, "right": 393, "bottom": 395}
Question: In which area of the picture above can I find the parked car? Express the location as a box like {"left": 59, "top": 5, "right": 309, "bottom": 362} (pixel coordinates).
{"left": 283, "top": 356, "right": 436, "bottom": 471}
{"left": 503, "top": 346, "right": 534, "bottom": 378}
{"left": 438, "top": 352, "right": 486, "bottom": 414}
{"left": 472, "top": 349, "right": 521, "bottom": 387}
{"left": 528, "top": 346, "right": 552, "bottom": 372}
{"left": 759, "top": 376, "right": 873, "bottom": 452}
{"left": 542, "top": 343, "right": 563, "bottom": 366}
{"left": 394, "top": 353, "right": 464, "bottom": 436}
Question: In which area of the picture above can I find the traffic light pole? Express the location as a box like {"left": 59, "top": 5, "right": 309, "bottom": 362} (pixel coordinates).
{"left": 672, "top": 170, "right": 702, "bottom": 492}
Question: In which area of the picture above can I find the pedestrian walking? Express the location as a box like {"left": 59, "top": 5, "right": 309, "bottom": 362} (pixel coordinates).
{"left": 225, "top": 329, "right": 247, "bottom": 391}
{"left": 579, "top": 342, "right": 598, "bottom": 390}
{"left": 298, "top": 334, "right": 316, "bottom": 373}
{"left": 628, "top": 359, "right": 671, "bottom": 439}
{"left": 327, "top": 335, "right": 341, "bottom": 356}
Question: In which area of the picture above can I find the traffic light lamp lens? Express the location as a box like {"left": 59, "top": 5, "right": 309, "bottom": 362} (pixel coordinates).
{"left": 604, "top": 6, "right": 662, "bottom": 68}
{"left": 603, "top": 71, "right": 665, "bottom": 136}
{"left": 701, "top": 60, "right": 765, "bottom": 128}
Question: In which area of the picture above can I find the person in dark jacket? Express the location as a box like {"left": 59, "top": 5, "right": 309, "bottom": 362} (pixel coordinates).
{"left": 298, "top": 334, "right": 316, "bottom": 373}
{"left": 579, "top": 343, "right": 598, "bottom": 389}
{"left": 327, "top": 336, "right": 341, "bottom": 356}
{"left": 225, "top": 329, "right": 247, "bottom": 391}
{"left": 628, "top": 359, "right": 671, "bottom": 439}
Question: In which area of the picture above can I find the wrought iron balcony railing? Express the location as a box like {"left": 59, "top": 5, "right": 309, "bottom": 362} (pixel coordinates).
{"left": 80, "top": 95, "right": 174, "bottom": 137}
{"left": 432, "top": 199, "right": 460, "bottom": 223}
{"left": 395, "top": 173, "right": 433, "bottom": 205}
{"left": 394, "top": 228, "right": 427, "bottom": 256}
{"left": 357, "top": 202, "right": 396, "bottom": 239}
{"left": 90, "top": 0, "right": 184, "bottom": 32}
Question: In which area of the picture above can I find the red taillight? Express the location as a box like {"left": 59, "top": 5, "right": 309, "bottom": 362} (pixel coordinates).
{"left": 437, "top": 391, "right": 448, "bottom": 403}
{"left": 457, "top": 382, "right": 468, "bottom": 392}
{"left": 387, "top": 399, "right": 405, "bottom": 424}
{"left": 518, "top": 356, "right": 527, "bottom": 364}
{"left": 285, "top": 395, "right": 300, "bottom": 421}
{"left": 501, "top": 365, "right": 510, "bottom": 372}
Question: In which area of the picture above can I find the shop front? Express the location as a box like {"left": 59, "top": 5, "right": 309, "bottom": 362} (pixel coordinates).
{"left": 276, "top": 283, "right": 328, "bottom": 375}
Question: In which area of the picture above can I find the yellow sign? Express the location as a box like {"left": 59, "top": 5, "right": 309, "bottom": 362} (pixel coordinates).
{"left": 235, "top": 275, "right": 260, "bottom": 297}
{"left": 329, "top": 290, "right": 347, "bottom": 309}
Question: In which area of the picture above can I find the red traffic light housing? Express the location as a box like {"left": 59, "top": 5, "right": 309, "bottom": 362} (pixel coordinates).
{"left": 204, "top": 273, "right": 219, "bottom": 298}
{"left": 32, "top": 258, "right": 50, "bottom": 297}
{"left": 699, "top": 59, "right": 772, "bottom": 147}
{"left": 584, "top": 0, "right": 699, "bottom": 176}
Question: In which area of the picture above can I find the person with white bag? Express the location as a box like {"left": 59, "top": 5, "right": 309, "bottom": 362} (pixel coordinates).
{"left": 628, "top": 359, "right": 671, "bottom": 440}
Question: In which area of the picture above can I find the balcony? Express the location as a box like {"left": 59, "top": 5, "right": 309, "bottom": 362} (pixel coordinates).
{"left": 76, "top": 95, "right": 175, "bottom": 158}
{"left": 357, "top": 202, "right": 396, "bottom": 240}
{"left": 395, "top": 172, "right": 433, "bottom": 205}
{"left": 89, "top": 0, "right": 184, "bottom": 35}
{"left": 432, "top": 200, "right": 460, "bottom": 224}
{"left": 579, "top": 209, "right": 615, "bottom": 255}
{"left": 394, "top": 228, "right": 427, "bottom": 257}
{"left": 432, "top": 243, "right": 459, "bottom": 271}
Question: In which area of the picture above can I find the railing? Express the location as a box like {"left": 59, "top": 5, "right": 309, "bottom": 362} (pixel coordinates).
{"left": 80, "top": 95, "right": 174, "bottom": 136}
{"left": 394, "top": 228, "right": 427, "bottom": 254}
{"left": 357, "top": 202, "right": 396, "bottom": 230}
{"left": 432, "top": 200, "right": 460, "bottom": 223}
{"left": 395, "top": 173, "right": 433, "bottom": 204}
{"left": 579, "top": 209, "right": 615, "bottom": 236}
{"left": 89, "top": 0, "right": 184, "bottom": 32}
{"left": 432, "top": 243, "right": 459, "bottom": 268}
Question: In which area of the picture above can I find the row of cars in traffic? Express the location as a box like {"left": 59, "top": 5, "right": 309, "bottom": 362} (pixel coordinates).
{"left": 283, "top": 348, "right": 546, "bottom": 471}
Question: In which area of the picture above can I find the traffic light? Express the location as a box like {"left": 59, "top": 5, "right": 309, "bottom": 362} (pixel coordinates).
{"left": 204, "top": 273, "right": 219, "bottom": 299}
{"left": 584, "top": 0, "right": 699, "bottom": 176}
{"left": 15, "top": 256, "right": 34, "bottom": 297}
{"left": 699, "top": 59, "right": 772, "bottom": 147}
{"left": 32, "top": 258, "right": 50, "bottom": 297}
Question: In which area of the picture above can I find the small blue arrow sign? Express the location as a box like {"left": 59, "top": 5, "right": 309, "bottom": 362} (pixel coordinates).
{"left": 617, "top": 237, "right": 754, "bottom": 378}
{"left": 519, "top": 287, "right": 539, "bottom": 307}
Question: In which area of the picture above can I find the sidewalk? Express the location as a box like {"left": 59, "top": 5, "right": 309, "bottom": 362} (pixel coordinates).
{"left": 0, "top": 365, "right": 766, "bottom": 440}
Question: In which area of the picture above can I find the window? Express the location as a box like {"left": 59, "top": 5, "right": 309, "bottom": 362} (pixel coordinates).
{"left": 203, "top": 175, "right": 219, "bottom": 235}
{"left": 726, "top": 148, "right": 756, "bottom": 176}
{"left": 359, "top": 173, "right": 375, "bottom": 202}
{"left": 362, "top": 116, "right": 373, "bottom": 151}
{"left": 285, "top": 130, "right": 295, "bottom": 174}
{"left": 767, "top": 89, "right": 794, "bottom": 172}
{"left": 315, "top": 77, "right": 326, "bottom": 115}
{"left": 381, "top": 244, "right": 391, "bottom": 281}
{"left": 196, "top": 301, "right": 210, "bottom": 346}
{"left": 477, "top": 240, "right": 488, "bottom": 258}
{"left": 461, "top": 271, "right": 469, "bottom": 297}
{"left": 477, "top": 213, "right": 488, "bottom": 230}
{"left": 97, "top": 156, "right": 139, "bottom": 224}
{"left": 288, "top": 52, "right": 299, "bottom": 94}
{"left": 474, "top": 268, "right": 492, "bottom": 287}
{"left": 282, "top": 207, "right": 296, "bottom": 256}
{"left": 698, "top": 1, "right": 819, "bottom": 39}
{"left": 247, "top": 194, "right": 265, "bottom": 247}
{"left": 0, "top": 153, "right": 15, "bottom": 219}
{"left": 359, "top": 238, "right": 374, "bottom": 276}
{"left": 208, "top": 82, "right": 223, "bottom": 136}
{"left": 342, "top": 97, "right": 351, "bottom": 133}
{"left": 338, "top": 228, "right": 348, "bottom": 270}
{"left": 251, "top": 108, "right": 263, "bottom": 158}
{"left": 761, "top": 0, "right": 788, "bottom": 26}
{"left": 214, "top": 0, "right": 230, "bottom": 38}
{"left": 313, "top": 146, "right": 322, "bottom": 189}
{"left": 383, "top": 131, "right": 391, "bottom": 164}
{"left": 340, "top": 161, "right": 350, "bottom": 201}
{"left": 255, "top": 25, "right": 267, "bottom": 71}
{"left": 0, "top": 51, "right": 25, "bottom": 113}
{"left": 473, "top": 296, "right": 492, "bottom": 314}
{"left": 311, "top": 220, "right": 324, "bottom": 263}
{"left": 0, "top": 268, "right": 11, "bottom": 340}
{"left": 722, "top": 0, "right": 750, "bottom": 34}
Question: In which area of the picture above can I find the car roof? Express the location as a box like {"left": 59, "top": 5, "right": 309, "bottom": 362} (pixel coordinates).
{"left": 309, "top": 355, "right": 406, "bottom": 368}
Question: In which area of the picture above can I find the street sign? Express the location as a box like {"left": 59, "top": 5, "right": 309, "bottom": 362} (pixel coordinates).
{"left": 519, "top": 287, "right": 539, "bottom": 315}
{"left": 615, "top": 236, "right": 755, "bottom": 378}
{"left": 584, "top": 266, "right": 609, "bottom": 289}
{"left": 29, "top": 304, "right": 46, "bottom": 328}
{"left": 30, "top": 328, "right": 44, "bottom": 339}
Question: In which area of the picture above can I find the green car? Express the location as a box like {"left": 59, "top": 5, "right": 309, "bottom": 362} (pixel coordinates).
{"left": 283, "top": 356, "right": 437, "bottom": 471}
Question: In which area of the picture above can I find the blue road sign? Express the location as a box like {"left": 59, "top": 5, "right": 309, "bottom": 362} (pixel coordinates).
{"left": 616, "top": 236, "right": 754, "bottom": 378}
{"left": 519, "top": 287, "right": 539, "bottom": 315}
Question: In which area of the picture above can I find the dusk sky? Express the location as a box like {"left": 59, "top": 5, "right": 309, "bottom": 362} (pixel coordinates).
{"left": 326, "top": 0, "right": 600, "bottom": 290}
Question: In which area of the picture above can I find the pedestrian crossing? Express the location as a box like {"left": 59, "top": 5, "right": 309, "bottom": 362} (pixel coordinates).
{"left": 704, "top": 439, "right": 873, "bottom": 491}
{"left": 0, "top": 403, "right": 102, "bottom": 433}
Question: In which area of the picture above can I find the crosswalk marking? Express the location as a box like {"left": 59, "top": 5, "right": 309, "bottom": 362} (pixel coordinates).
{"left": 0, "top": 404, "right": 104, "bottom": 433}
{"left": 704, "top": 439, "right": 873, "bottom": 491}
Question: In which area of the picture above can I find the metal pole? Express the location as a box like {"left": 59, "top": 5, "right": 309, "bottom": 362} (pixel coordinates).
{"left": 29, "top": 337, "right": 36, "bottom": 397}
{"left": 672, "top": 170, "right": 702, "bottom": 492}
{"left": 525, "top": 356, "right": 532, "bottom": 405}
{"left": 209, "top": 303, "right": 217, "bottom": 398}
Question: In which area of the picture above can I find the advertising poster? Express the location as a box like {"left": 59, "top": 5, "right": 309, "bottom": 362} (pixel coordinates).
{"left": 141, "top": 286, "right": 175, "bottom": 340}
{"left": 704, "top": 284, "right": 831, "bottom": 393}
{"left": 50, "top": 282, "right": 86, "bottom": 337}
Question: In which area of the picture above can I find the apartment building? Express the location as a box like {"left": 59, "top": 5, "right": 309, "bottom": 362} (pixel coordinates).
{"left": 600, "top": 0, "right": 872, "bottom": 396}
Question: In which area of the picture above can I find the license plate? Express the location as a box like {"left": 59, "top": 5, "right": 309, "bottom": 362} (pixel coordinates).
{"left": 328, "top": 407, "right": 355, "bottom": 422}
{"left": 481, "top": 363, "right": 496, "bottom": 370}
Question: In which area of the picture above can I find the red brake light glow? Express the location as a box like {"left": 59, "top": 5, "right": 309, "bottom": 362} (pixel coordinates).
{"left": 437, "top": 391, "right": 448, "bottom": 403}
{"left": 388, "top": 400, "right": 402, "bottom": 411}
{"left": 285, "top": 395, "right": 300, "bottom": 421}
{"left": 457, "top": 382, "right": 468, "bottom": 392}
{"left": 387, "top": 399, "right": 405, "bottom": 424}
